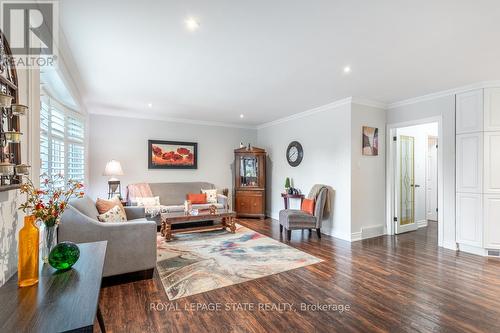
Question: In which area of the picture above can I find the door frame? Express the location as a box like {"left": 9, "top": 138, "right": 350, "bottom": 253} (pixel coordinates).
{"left": 426, "top": 135, "right": 439, "bottom": 222}
{"left": 386, "top": 116, "right": 444, "bottom": 247}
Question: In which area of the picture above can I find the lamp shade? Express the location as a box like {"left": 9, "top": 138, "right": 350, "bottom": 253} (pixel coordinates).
{"left": 103, "top": 160, "right": 124, "bottom": 177}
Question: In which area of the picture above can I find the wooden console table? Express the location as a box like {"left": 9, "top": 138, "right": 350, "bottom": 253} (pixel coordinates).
{"left": 281, "top": 193, "right": 305, "bottom": 209}
{"left": 0, "top": 241, "right": 108, "bottom": 333}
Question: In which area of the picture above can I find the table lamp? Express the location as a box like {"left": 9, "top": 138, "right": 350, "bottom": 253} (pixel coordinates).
{"left": 103, "top": 160, "right": 124, "bottom": 199}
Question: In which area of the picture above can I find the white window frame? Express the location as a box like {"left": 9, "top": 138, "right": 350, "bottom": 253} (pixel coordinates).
{"left": 40, "top": 90, "right": 86, "bottom": 189}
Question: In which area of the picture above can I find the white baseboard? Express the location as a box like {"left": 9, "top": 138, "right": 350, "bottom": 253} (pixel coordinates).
{"left": 351, "top": 231, "right": 362, "bottom": 242}
{"left": 416, "top": 219, "right": 428, "bottom": 228}
{"left": 330, "top": 230, "right": 351, "bottom": 242}
{"left": 442, "top": 240, "right": 458, "bottom": 251}
{"left": 458, "top": 243, "right": 488, "bottom": 256}
{"left": 351, "top": 225, "right": 385, "bottom": 242}
{"left": 267, "top": 212, "right": 279, "bottom": 220}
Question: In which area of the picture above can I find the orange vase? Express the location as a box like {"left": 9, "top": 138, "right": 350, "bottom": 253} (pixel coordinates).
{"left": 18, "top": 215, "right": 39, "bottom": 287}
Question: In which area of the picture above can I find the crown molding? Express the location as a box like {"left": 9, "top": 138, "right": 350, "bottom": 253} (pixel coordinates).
{"left": 256, "top": 97, "right": 352, "bottom": 129}
{"left": 387, "top": 80, "right": 500, "bottom": 109}
{"left": 90, "top": 108, "right": 257, "bottom": 130}
{"left": 256, "top": 96, "right": 387, "bottom": 129}
{"left": 89, "top": 79, "right": 500, "bottom": 130}
{"left": 351, "top": 97, "right": 387, "bottom": 109}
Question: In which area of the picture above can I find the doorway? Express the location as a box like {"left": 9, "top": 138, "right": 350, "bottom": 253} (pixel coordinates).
{"left": 386, "top": 118, "right": 443, "bottom": 245}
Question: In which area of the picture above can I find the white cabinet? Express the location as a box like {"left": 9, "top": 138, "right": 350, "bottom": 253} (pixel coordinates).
{"left": 456, "top": 133, "right": 483, "bottom": 193}
{"left": 484, "top": 88, "right": 500, "bottom": 131}
{"left": 484, "top": 132, "right": 500, "bottom": 193}
{"left": 456, "top": 193, "right": 483, "bottom": 247}
{"left": 456, "top": 88, "right": 500, "bottom": 255}
{"left": 456, "top": 89, "right": 483, "bottom": 134}
{"left": 484, "top": 195, "right": 500, "bottom": 249}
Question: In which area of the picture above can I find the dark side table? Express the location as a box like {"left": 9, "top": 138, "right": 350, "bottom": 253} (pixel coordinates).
{"left": 0, "top": 241, "right": 108, "bottom": 333}
{"left": 281, "top": 193, "right": 305, "bottom": 209}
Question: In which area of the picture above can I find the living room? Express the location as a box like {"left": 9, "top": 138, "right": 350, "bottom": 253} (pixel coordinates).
{"left": 1, "top": 1, "right": 500, "bottom": 332}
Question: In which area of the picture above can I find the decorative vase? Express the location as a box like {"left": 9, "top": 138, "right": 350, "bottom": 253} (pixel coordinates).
{"left": 49, "top": 242, "right": 80, "bottom": 270}
{"left": 42, "top": 222, "right": 58, "bottom": 264}
{"left": 18, "top": 215, "right": 39, "bottom": 287}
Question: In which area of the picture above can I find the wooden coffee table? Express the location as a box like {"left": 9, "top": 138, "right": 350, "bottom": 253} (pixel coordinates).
{"left": 160, "top": 209, "right": 237, "bottom": 241}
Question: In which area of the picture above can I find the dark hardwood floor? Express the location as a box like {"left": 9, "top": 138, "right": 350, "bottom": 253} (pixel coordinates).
{"left": 96, "top": 219, "right": 500, "bottom": 333}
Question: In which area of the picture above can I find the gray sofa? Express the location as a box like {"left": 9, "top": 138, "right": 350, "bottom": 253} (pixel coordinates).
{"left": 59, "top": 196, "right": 157, "bottom": 278}
{"left": 131, "top": 182, "right": 228, "bottom": 225}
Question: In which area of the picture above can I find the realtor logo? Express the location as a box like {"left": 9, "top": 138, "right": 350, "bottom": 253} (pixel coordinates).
{"left": 0, "top": 0, "right": 58, "bottom": 67}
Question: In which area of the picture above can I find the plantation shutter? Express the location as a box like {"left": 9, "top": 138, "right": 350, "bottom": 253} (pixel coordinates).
{"left": 40, "top": 100, "right": 50, "bottom": 177}
{"left": 40, "top": 93, "right": 86, "bottom": 190}
{"left": 67, "top": 116, "right": 85, "bottom": 183}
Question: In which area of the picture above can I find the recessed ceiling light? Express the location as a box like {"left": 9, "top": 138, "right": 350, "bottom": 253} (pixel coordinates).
{"left": 185, "top": 17, "right": 200, "bottom": 31}
{"left": 343, "top": 66, "right": 351, "bottom": 73}
{"left": 240, "top": 114, "right": 244, "bottom": 119}
{"left": 147, "top": 103, "right": 153, "bottom": 108}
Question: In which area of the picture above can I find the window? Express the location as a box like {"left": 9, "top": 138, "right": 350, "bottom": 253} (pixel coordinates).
{"left": 40, "top": 93, "right": 86, "bottom": 189}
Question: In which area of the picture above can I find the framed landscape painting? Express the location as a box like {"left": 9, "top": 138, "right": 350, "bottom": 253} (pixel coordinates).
{"left": 148, "top": 140, "right": 198, "bottom": 169}
{"left": 362, "top": 126, "right": 378, "bottom": 156}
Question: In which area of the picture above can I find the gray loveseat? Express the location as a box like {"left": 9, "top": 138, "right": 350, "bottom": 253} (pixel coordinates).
{"left": 130, "top": 182, "right": 228, "bottom": 225}
{"left": 59, "top": 196, "right": 157, "bottom": 278}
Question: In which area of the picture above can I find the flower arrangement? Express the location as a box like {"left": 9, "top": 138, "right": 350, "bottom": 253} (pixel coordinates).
{"left": 19, "top": 174, "right": 84, "bottom": 227}
{"left": 19, "top": 174, "right": 84, "bottom": 263}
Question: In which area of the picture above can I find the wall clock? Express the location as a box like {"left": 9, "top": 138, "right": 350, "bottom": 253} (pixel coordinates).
{"left": 286, "top": 141, "right": 303, "bottom": 167}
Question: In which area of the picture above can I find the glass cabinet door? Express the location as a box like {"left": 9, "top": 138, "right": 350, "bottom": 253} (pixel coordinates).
{"left": 240, "top": 156, "right": 259, "bottom": 187}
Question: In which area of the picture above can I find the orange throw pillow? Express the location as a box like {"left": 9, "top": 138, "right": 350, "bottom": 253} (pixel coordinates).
{"left": 187, "top": 193, "right": 207, "bottom": 204}
{"left": 301, "top": 198, "right": 315, "bottom": 215}
{"left": 96, "top": 197, "right": 126, "bottom": 217}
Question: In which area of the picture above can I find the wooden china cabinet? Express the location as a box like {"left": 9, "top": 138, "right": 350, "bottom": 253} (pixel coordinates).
{"left": 234, "top": 146, "right": 266, "bottom": 219}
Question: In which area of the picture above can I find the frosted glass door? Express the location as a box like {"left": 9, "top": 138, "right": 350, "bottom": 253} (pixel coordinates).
{"left": 396, "top": 135, "right": 418, "bottom": 234}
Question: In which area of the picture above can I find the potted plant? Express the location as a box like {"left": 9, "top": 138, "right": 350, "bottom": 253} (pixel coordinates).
{"left": 285, "top": 177, "right": 291, "bottom": 193}
{"left": 19, "top": 174, "right": 84, "bottom": 263}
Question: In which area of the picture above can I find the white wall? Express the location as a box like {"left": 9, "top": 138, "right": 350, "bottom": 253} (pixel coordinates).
{"left": 88, "top": 115, "right": 257, "bottom": 203}
{"left": 257, "top": 102, "right": 352, "bottom": 240}
{"left": 350, "top": 103, "right": 387, "bottom": 240}
{"left": 387, "top": 96, "right": 456, "bottom": 250}
{"left": 397, "top": 123, "right": 438, "bottom": 226}
{"left": 0, "top": 68, "right": 37, "bottom": 286}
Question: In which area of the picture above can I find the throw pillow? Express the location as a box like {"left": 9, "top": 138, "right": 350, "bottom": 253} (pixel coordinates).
{"left": 187, "top": 193, "right": 207, "bottom": 204}
{"left": 96, "top": 196, "right": 126, "bottom": 218}
{"left": 98, "top": 205, "right": 127, "bottom": 222}
{"left": 301, "top": 198, "right": 315, "bottom": 215}
{"left": 201, "top": 189, "right": 218, "bottom": 204}
{"left": 135, "top": 196, "right": 161, "bottom": 206}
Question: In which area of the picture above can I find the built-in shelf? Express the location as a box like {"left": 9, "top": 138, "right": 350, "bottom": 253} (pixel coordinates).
{"left": 0, "top": 30, "right": 21, "bottom": 192}
{"left": 0, "top": 75, "right": 17, "bottom": 90}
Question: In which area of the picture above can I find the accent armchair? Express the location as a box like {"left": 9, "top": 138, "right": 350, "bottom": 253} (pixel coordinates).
{"left": 59, "top": 196, "right": 157, "bottom": 278}
{"left": 279, "top": 186, "right": 329, "bottom": 241}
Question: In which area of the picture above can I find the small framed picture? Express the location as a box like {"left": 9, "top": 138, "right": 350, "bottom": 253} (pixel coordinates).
{"left": 148, "top": 140, "right": 198, "bottom": 169}
{"left": 362, "top": 126, "right": 378, "bottom": 156}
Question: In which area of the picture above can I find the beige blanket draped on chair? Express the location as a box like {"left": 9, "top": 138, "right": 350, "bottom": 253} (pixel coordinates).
{"left": 307, "top": 184, "right": 331, "bottom": 216}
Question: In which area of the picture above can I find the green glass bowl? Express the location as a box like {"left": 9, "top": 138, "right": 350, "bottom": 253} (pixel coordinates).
{"left": 48, "top": 242, "right": 80, "bottom": 270}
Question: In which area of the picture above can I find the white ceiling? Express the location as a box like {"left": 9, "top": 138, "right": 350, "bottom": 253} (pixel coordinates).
{"left": 60, "top": 0, "right": 500, "bottom": 126}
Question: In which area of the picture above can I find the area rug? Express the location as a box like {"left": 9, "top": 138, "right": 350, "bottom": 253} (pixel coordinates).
{"left": 156, "top": 224, "right": 322, "bottom": 300}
